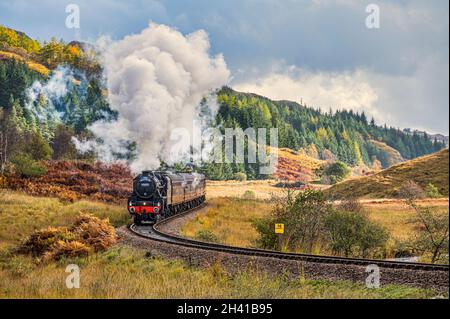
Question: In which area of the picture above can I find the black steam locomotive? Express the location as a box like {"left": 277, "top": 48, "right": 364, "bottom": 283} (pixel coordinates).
{"left": 128, "top": 171, "right": 206, "bottom": 225}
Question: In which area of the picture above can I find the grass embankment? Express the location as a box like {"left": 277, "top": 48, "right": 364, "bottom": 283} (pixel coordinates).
{"left": 182, "top": 198, "right": 265, "bottom": 247}
{"left": 0, "top": 190, "right": 442, "bottom": 298}
{"left": 326, "top": 148, "right": 449, "bottom": 199}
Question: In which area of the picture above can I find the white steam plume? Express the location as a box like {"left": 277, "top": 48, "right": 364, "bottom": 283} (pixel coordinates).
{"left": 77, "top": 23, "right": 229, "bottom": 173}
{"left": 26, "top": 66, "right": 75, "bottom": 123}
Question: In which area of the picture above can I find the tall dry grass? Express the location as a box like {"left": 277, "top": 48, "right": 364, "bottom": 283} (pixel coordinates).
{"left": 182, "top": 198, "right": 268, "bottom": 248}
{"left": 0, "top": 246, "right": 440, "bottom": 299}
{"left": 182, "top": 197, "right": 449, "bottom": 257}
{"left": 0, "top": 191, "right": 445, "bottom": 298}
{"left": 0, "top": 190, "right": 128, "bottom": 249}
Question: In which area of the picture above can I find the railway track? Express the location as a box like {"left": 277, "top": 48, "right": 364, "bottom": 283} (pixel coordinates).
{"left": 128, "top": 203, "right": 449, "bottom": 273}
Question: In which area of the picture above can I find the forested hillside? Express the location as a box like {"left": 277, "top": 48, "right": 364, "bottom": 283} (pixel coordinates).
{"left": 0, "top": 25, "right": 112, "bottom": 175}
{"left": 216, "top": 87, "right": 444, "bottom": 167}
{"left": 0, "top": 25, "right": 446, "bottom": 181}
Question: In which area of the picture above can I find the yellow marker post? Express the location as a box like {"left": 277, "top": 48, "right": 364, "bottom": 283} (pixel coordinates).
{"left": 275, "top": 223, "right": 284, "bottom": 251}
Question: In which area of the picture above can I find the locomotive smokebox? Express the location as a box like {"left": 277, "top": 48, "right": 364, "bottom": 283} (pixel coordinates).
{"left": 134, "top": 171, "right": 161, "bottom": 198}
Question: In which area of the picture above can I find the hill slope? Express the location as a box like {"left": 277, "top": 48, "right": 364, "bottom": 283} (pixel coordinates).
{"left": 273, "top": 147, "right": 324, "bottom": 181}
{"left": 326, "top": 148, "right": 449, "bottom": 199}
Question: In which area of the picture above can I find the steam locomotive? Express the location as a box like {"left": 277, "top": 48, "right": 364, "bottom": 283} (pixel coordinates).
{"left": 128, "top": 171, "right": 206, "bottom": 225}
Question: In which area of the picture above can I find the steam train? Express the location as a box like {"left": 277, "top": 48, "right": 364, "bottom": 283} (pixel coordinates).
{"left": 128, "top": 171, "right": 206, "bottom": 225}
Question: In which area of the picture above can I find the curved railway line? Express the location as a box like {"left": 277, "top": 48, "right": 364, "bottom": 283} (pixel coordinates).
{"left": 124, "top": 203, "right": 449, "bottom": 291}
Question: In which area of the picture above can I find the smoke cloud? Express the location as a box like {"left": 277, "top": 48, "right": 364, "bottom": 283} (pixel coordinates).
{"left": 78, "top": 23, "right": 230, "bottom": 172}
{"left": 26, "top": 66, "right": 75, "bottom": 123}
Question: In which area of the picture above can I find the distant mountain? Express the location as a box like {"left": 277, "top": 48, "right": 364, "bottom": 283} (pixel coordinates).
{"left": 403, "top": 128, "right": 449, "bottom": 147}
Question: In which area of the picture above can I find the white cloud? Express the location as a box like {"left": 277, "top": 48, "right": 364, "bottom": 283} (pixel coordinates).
{"left": 234, "top": 55, "right": 449, "bottom": 134}
{"left": 234, "top": 66, "right": 381, "bottom": 118}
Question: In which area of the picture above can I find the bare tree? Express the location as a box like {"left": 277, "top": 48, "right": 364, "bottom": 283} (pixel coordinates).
{"left": 0, "top": 109, "right": 9, "bottom": 175}
{"left": 408, "top": 200, "right": 449, "bottom": 264}
{"left": 0, "top": 130, "right": 7, "bottom": 175}
{"left": 0, "top": 107, "right": 23, "bottom": 174}
{"left": 401, "top": 188, "right": 449, "bottom": 264}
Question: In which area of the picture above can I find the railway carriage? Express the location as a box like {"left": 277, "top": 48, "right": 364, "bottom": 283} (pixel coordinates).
{"left": 127, "top": 171, "right": 206, "bottom": 224}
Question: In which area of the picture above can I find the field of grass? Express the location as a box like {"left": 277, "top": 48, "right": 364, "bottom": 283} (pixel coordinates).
{"left": 0, "top": 190, "right": 443, "bottom": 298}
{"left": 182, "top": 196, "right": 449, "bottom": 253}
{"left": 326, "top": 148, "right": 449, "bottom": 199}
{"left": 364, "top": 200, "right": 449, "bottom": 241}
{"left": 206, "top": 180, "right": 284, "bottom": 200}
{"left": 0, "top": 190, "right": 129, "bottom": 250}
{"left": 182, "top": 198, "right": 267, "bottom": 247}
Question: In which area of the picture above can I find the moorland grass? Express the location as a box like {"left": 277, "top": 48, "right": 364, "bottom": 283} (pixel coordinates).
{"left": 0, "top": 190, "right": 446, "bottom": 298}
{"left": 0, "top": 246, "right": 443, "bottom": 299}
{"left": 182, "top": 197, "right": 449, "bottom": 257}
{"left": 0, "top": 190, "right": 129, "bottom": 249}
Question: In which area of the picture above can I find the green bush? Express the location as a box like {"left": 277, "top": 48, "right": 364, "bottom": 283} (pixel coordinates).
{"left": 22, "top": 131, "right": 52, "bottom": 160}
{"left": 11, "top": 154, "right": 47, "bottom": 178}
{"left": 425, "top": 183, "right": 442, "bottom": 199}
{"left": 323, "top": 162, "right": 351, "bottom": 184}
{"left": 324, "top": 210, "right": 389, "bottom": 258}
{"left": 195, "top": 230, "right": 220, "bottom": 243}
{"left": 254, "top": 190, "right": 332, "bottom": 252}
{"left": 242, "top": 190, "right": 256, "bottom": 200}
{"left": 233, "top": 172, "right": 247, "bottom": 181}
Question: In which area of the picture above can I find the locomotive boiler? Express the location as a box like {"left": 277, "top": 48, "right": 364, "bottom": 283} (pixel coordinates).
{"left": 128, "top": 171, "right": 206, "bottom": 224}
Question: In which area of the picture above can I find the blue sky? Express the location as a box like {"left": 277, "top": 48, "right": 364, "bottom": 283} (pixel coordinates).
{"left": 1, "top": 0, "right": 449, "bottom": 133}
